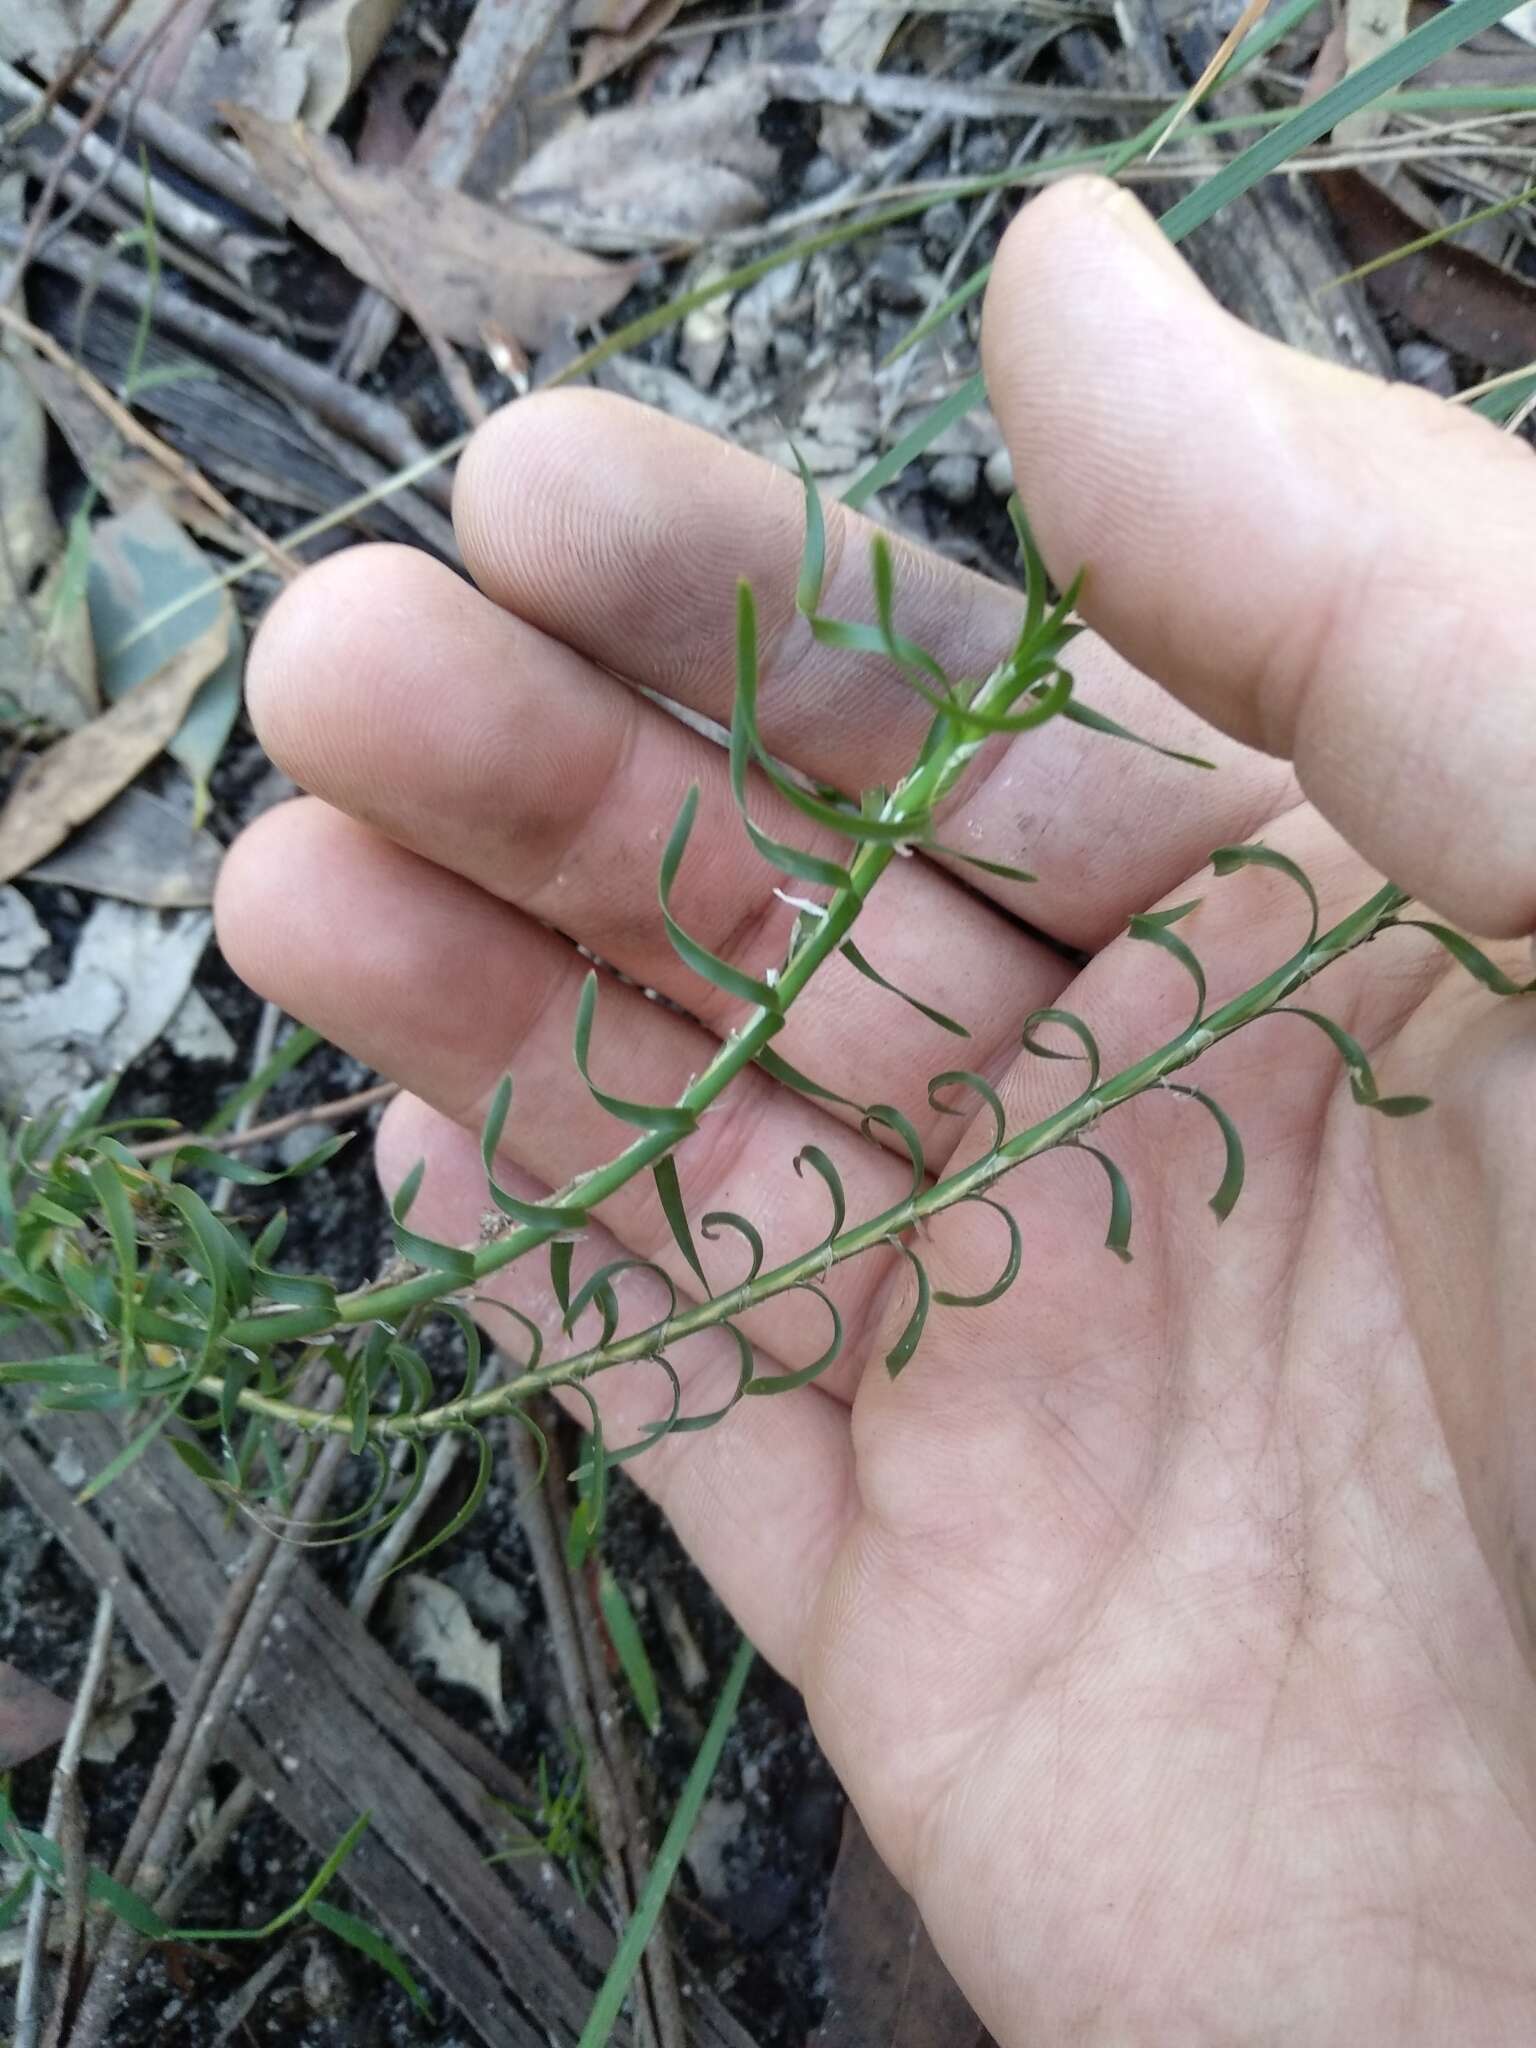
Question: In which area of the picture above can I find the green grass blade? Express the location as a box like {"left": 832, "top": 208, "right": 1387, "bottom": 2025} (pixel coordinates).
{"left": 577, "top": 1637, "right": 754, "bottom": 2048}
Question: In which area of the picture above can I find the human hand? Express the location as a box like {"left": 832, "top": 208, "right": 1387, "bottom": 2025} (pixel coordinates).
{"left": 217, "top": 178, "right": 1536, "bottom": 2043}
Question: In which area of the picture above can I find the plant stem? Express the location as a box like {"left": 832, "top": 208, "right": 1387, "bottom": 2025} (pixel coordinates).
{"left": 203, "top": 881, "right": 1410, "bottom": 1440}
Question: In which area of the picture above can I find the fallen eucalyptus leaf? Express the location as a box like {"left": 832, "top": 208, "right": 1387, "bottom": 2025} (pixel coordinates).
{"left": 0, "top": 1658, "right": 71, "bottom": 1769}
{"left": 0, "top": 898, "right": 212, "bottom": 1117}
{"left": 225, "top": 105, "right": 633, "bottom": 351}
{"left": 293, "top": 0, "right": 410, "bottom": 130}
{"left": 387, "top": 1573, "right": 510, "bottom": 1734}
{"left": 0, "top": 607, "right": 229, "bottom": 886}
{"left": 507, "top": 75, "right": 779, "bottom": 247}
{"left": 0, "top": 345, "right": 96, "bottom": 733}
{"left": 27, "top": 784, "right": 223, "bottom": 909}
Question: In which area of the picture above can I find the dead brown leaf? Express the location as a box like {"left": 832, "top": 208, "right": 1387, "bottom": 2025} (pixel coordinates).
{"left": 572, "top": 0, "right": 688, "bottom": 94}
{"left": 508, "top": 74, "right": 779, "bottom": 247}
{"left": 224, "top": 105, "right": 632, "bottom": 350}
{"left": 0, "top": 1657, "right": 71, "bottom": 1769}
{"left": 809, "top": 1807, "right": 986, "bottom": 2048}
{"left": 0, "top": 611, "right": 229, "bottom": 887}
{"left": 1318, "top": 168, "right": 1536, "bottom": 371}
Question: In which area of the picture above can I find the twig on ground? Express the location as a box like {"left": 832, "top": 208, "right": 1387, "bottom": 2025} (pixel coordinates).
{"left": 350, "top": 1354, "right": 503, "bottom": 1624}
{"left": 0, "top": 0, "right": 141, "bottom": 148}
{"left": 0, "top": 223, "right": 454, "bottom": 511}
{"left": 66, "top": 1434, "right": 348, "bottom": 2048}
{"left": 87, "top": 74, "right": 286, "bottom": 228}
{"left": 506, "top": 1411, "right": 685, "bottom": 2048}
{"left": 131, "top": 1081, "right": 396, "bottom": 1164}
{"left": 13, "top": 1592, "right": 116, "bottom": 2048}
{"left": 0, "top": 300, "right": 300, "bottom": 583}
{"left": 150, "top": 1777, "right": 259, "bottom": 1926}
{"left": 336, "top": 0, "right": 565, "bottom": 379}
{"left": 0, "top": 0, "right": 200, "bottom": 304}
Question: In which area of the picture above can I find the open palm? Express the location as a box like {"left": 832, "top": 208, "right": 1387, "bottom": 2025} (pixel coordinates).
{"left": 218, "top": 182, "right": 1536, "bottom": 2042}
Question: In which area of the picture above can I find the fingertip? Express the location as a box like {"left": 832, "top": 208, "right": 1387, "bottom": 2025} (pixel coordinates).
{"left": 246, "top": 543, "right": 453, "bottom": 775}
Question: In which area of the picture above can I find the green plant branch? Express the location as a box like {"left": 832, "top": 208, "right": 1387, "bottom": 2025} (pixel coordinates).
{"left": 200, "top": 878, "right": 1411, "bottom": 1442}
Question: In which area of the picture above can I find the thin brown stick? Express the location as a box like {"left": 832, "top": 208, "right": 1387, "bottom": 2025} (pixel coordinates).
{"left": 0, "top": 301, "right": 300, "bottom": 583}
{"left": 130, "top": 1081, "right": 397, "bottom": 1163}
{"left": 0, "top": 0, "right": 140, "bottom": 148}
{"left": 66, "top": 1434, "right": 349, "bottom": 2048}
{"left": 12, "top": 1591, "right": 116, "bottom": 2048}
{"left": 0, "top": 221, "right": 453, "bottom": 508}
{"left": 0, "top": 0, "right": 198, "bottom": 304}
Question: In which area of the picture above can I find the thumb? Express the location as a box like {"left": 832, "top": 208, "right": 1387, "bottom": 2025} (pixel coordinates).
{"left": 981, "top": 175, "right": 1536, "bottom": 940}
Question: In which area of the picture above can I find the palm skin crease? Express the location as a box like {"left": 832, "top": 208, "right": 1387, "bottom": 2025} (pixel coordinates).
{"left": 215, "top": 179, "right": 1536, "bottom": 2044}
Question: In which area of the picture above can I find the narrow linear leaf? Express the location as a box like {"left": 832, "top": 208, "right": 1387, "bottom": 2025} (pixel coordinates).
{"left": 1062, "top": 698, "right": 1215, "bottom": 769}
{"left": 841, "top": 939, "right": 969, "bottom": 1037}
{"left": 1075, "top": 1144, "right": 1134, "bottom": 1262}
{"left": 481, "top": 1076, "right": 590, "bottom": 1228}
{"left": 755, "top": 1044, "right": 866, "bottom": 1113}
{"left": 661, "top": 787, "right": 783, "bottom": 1010}
{"left": 730, "top": 587, "right": 852, "bottom": 887}
{"left": 549, "top": 1240, "right": 574, "bottom": 1316}
{"left": 389, "top": 1427, "right": 493, "bottom": 1578}
{"left": 933, "top": 1196, "right": 1022, "bottom": 1308}
{"left": 653, "top": 1155, "right": 709, "bottom": 1293}
{"left": 884, "top": 1241, "right": 931, "bottom": 1377}
{"left": 576, "top": 1637, "right": 754, "bottom": 2048}
{"left": 793, "top": 446, "right": 827, "bottom": 615}
{"left": 390, "top": 1160, "right": 474, "bottom": 1281}
{"left": 308, "top": 1901, "right": 429, "bottom": 2013}
{"left": 1163, "top": 1085, "right": 1247, "bottom": 1222}
{"left": 1390, "top": 919, "right": 1535, "bottom": 996}
{"left": 563, "top": 1259, "right": 677, "bottom": 1343}
{"left": 929, "top": 844, "right": 1037, "bottom": 885}
{"left": 575, "top": 974, "right": 696, "bottom": 1135}
{"left": 1278, "top": 1007, "right": 1432, "bottom": 1116}
{"left": 599, "top": 1567, "right": 662, "bottom": 1736}
{"left": 668, "top": 1321, "right": 755, "bottom": 1434}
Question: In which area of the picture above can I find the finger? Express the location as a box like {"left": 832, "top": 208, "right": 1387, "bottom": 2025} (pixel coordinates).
{"left": 215, "top": 798, "right": 911, "bottom": 1392}
{"left": 245, "top": 541, "right": 1068, "bottom": 1131}
{"left": 983, "top": 174, "right": 1536, "bottom": 939}
{"left": 451, "top": 389, "right": 1292, "bottom": 950}
{"left": 375, "top": 1092, "right": 855, "bottom": 1683}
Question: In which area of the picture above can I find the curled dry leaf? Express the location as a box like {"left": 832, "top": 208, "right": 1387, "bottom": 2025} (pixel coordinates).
{"left": 292, "top": 0, "right": 410, "bottom": 131}
{"left": 0, "top": 1658, "right": 71, "bottom": 1769}
{"left": 387, "top": 1573, "right": 511, "bottom": 1734}
{"left": 507, "top": 74, "right": 780, "bottom": 247}
{"left": 0, "top": 609, "right": 230, "bottom": 886}
{"left": 225, "top": 105, "right": 632, "bottom": 350}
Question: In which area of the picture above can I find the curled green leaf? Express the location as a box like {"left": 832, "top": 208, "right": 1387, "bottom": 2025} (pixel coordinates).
{"left": 1277, "top": 1006, "right": 1431, "bottom": 1116}
{"left": 932, "top": 1195, "right": 1022, "bottom": 1308}
{"left": 480, "top": 1078, "right": 586, "bottom": 1229}
{"left": 793, "top": 1144, "right": 846, "bottom": 1247}
{"left": 1162, "top": 1084, "right": 1246, "bottom": 1222}
{"left": 755, "top": 1044, "right": 866, "bottom": 1113}
{"left": 661, "top": 787, "right": 784, "bottom": 1010}
{"left": 1074, "top": 1143, "right": 1134, "bottom": 1262}
{"left": 861, "top": 1102, "right": 927, "bottom": 1197}
{"left": 699, "top": 1209, "right": 765, "bottom": 1284}
{"left": 390, "top": 1160, "right": 474, "bottom": 1281}
{"left": 575, "top": 975, "right": 696, "bottom": 1135}
{"left": 1127, "top": 899, "right": 1207, "bottom": 1023}
{"left": 732, "top": 584, "right": 851, "bottom": 889}
{"left": 745, "top": 1282, "right": 843, "bottom": 1394}
{"left": 1020, "top": 1007, "right": 1101, "bottom": 1093}
{"left": 927, "top": 1069, "right": 1007, "bottom": 1153}
{"left": 1064, "top": 698, "right": 1215, "bottom": 770}
{"left": 884, "top": 1240, "right": 931, "bottom": 1377}
{"left": 653, "top": 1155, "right": 709, "bottom": 1294}
{"left": 1388, "top": 918, "right": 1536, "bottom": 996}
{"left": 1210, "top": 843, "right": 1320, "bottom": 953}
